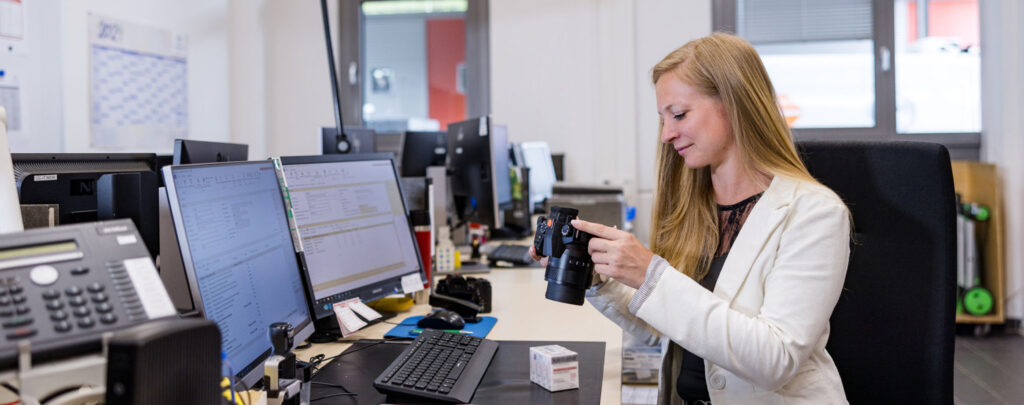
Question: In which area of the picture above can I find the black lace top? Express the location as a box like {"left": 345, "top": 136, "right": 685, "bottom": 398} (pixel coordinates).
{"left": 676, "top": 192, "right": 762, "bottom": 401}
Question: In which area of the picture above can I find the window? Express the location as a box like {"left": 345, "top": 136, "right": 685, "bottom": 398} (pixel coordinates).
{"left": 714, "top": 0, "right": 981, "bottom": 159}
{"left": 335, "top": 0, "right": 489, "bottom": 132}
{"left": 894, "top": 0, "right": 980, "bottom": 134}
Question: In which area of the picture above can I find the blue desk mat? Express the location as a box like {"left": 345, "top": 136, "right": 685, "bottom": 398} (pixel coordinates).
{"left": 383, "top": 315, "right": 497, "bottom": 338}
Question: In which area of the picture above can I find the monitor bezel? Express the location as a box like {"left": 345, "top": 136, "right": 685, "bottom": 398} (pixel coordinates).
{"left": 277, "top": 153, "right": 426, "bottom": 321}
{"left": 162, "top": 160, "right": 315, "bottom": 390}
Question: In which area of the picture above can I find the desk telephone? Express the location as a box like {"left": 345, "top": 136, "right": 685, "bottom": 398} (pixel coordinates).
{"left": 0, "top": 219, "right": 176, "bottom": 368}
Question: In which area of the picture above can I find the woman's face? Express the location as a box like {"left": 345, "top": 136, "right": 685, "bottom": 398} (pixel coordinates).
{"left": 655, "top": 73, "right": 735, "bottom": 169}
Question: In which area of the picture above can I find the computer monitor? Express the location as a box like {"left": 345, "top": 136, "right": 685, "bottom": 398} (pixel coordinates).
{"left": 400, "top": 131, "right": 447, "bottom": 177}
{"left": 375, "top": 132, "right": 404, "bottom": 160}
{"left": 447, "top": 117, "right": 510, "bottom": 229}
{"left": 519, "top": 141, "right": 557, "bottom": 210}
{"left": 163, "top": 160, "right": 314, "bottom": 390}
{"left": 279, "top": 153, "right": 424, "bottom": 333}
{"left": 321, "top": 127, "right": 376, "bottom": 155}
{"left": 12, "top": 153, "right": 160, "bottom": 256}
{"left": 172, "top": 139, "right": 249, "bottom": 165}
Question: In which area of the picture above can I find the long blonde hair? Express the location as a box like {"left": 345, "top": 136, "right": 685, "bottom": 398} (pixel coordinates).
{"left": 649, "top": 33, "right": 818, "bottom": 281}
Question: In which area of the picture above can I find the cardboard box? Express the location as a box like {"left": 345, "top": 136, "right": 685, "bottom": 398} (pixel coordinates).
{"left": 530, "top": 345, "right": 579, "bottom": 392}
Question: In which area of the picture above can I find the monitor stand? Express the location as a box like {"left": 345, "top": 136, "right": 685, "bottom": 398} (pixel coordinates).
{"left": 308, "top": 310, "right": 398, "bottom": 344}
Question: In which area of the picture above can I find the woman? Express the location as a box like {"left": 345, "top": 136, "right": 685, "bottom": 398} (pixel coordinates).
{"left": 531, "top": 33, "right": 850, "bottom": 404}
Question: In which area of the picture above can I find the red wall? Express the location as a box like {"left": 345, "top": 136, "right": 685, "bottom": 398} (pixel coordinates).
{"left": 427, "top": 19, "right": 466, "bottom": 129}
{"left": 907, "top": 1, "right": 979, "bottom": 47}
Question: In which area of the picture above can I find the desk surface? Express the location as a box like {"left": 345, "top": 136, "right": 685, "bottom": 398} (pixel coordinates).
{"left": 293, "top": 266, "right": 624, "bottom": 405}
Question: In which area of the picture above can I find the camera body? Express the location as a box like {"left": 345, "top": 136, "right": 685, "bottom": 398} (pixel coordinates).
{"left": 436, "top": 274, "right": 492, "bottom": 313}
{"left": 533, "top": 206, "right": 594, "bottom": 305}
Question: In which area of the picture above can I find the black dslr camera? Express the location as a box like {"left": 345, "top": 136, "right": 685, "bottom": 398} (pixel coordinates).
{"left": 533, "top": 206, "right": 594, "bottom": 305}
{"left": 435, "top": 274, "right": 492, "bottom": 313}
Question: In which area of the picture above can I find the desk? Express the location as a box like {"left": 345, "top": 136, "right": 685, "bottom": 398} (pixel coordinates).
{"left": 292, "top": 266, "right": 623, "bottom": 405}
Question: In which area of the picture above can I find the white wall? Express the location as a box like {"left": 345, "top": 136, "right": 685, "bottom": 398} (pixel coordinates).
{"left": 0, "top": 0, "right": 64, "bottom": 153}
{"left": 259, "top": 0, "right": 339, "bottom": 158}
{"left": 490, "top": 0, "right": 709, "bottom": 243}
{"left": 980, "top": 0, "right": 1024, "bottom": 320}
{"left": 61, "top": 0, "right": 230, "bottom": 153}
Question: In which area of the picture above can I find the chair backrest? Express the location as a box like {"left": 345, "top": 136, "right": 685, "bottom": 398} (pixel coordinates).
{"left": 798, "top": 141, "right": 956, "bottom": 404}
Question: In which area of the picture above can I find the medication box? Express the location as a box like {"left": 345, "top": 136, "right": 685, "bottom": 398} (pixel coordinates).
{"left": 529, "top": 345, "right": 580, "bottom": 392}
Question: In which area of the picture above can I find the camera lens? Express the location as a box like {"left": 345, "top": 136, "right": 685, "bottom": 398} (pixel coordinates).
{"left": 544, "top": 244, "right": 594, "bottom": 305}
{"left": 535, "top": 206, "right": 595, "bottom": 306}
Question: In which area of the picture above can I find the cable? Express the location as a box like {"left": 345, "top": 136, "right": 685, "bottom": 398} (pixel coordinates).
{"left": 237, "top": 379, "right": 250, "bottom": 405}
{"left": 310, "top": 337, "right": 405, "bottom": 379}
{"left": 311, "top": 392, "right": 358, "bottom": 402}
{"left": 312, "top": 381, "right": 352, "bottom": 389}
{"left": 0, "top": 382, "right": 18, "bottom": 395}
{"left": 382, "top": 320, "right": 419, "bottom": 326}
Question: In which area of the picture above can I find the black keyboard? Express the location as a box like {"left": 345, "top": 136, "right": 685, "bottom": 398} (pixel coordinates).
{"left": 373, "top": 329, "right": 498, "bottom": 403}
{"left": 487, "top": 244, "right": 535, "bottom": 266}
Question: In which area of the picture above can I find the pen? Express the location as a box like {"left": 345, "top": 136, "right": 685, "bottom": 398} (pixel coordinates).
{"left": 409, "top": 329, "right": 473, "bottom": 335}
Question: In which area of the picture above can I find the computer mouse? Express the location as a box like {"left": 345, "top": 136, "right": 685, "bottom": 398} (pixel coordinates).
{"left": 417, "top": 309, "right": 466, "bottom": 330}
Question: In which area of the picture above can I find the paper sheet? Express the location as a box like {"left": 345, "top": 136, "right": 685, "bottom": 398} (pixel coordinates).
{"left": 123, "top": 257, "right": 176, "bottom": 319}
{"left": 89, "top": 14, "right": 188, "bottom": 149}
{"left": 348, "top": 300, "right": 382, "bottom": 321}
{"left": 401, "top": 273, "right": 424, "bottom": 293}
{"left": 621, "top": 385, "right": 658, "bottom": 405}
{"left": 333, "top": 304, "right": 367, "bottom": 337}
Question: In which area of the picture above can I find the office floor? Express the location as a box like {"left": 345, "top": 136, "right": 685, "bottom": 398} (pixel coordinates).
{"left": 955, "top": 331, "right": 1024, "bottom": 405}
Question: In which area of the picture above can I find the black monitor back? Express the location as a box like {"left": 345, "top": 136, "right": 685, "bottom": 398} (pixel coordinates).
{"left": 172, "top": 139, "right": 248, "bottom": 165}
{"left": 447, "top": 117, "right": 499, "bottom": 229}
{"left": 12, "top": 153, "right": 159, "bottom": 256}
{"left": 401, "top": 131, "right": 447, "bottom": 177}
{"left": 321, "top": 127, "right": 376, "bottom": 155}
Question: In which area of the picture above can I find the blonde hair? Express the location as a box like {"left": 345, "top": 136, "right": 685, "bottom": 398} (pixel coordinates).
{"left": 649, "top": 33, "right": 818, "bottom": 281}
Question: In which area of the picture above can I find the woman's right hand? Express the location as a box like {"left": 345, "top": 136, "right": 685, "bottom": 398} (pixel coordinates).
{"left": 528, "top": 246, "right": 549, "bottom": 267}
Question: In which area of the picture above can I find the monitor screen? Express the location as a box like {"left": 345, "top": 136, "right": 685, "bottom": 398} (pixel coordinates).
{"left": 447, "top": 117, "right": 501, "bottom": 229}
{"left": 400, "top": 131, "right": 447, "bottom": 177}
{"left": 163, "top": 161, "right": 314, "bottom": 390}
{"left": 280, "top": 154, "right": 423, "bottom": 321}
{"left": 172, "top": 139, "right": 249, "bottom": 165}
{"left": 519, "top": 141, "right": 557, "bottom": 208}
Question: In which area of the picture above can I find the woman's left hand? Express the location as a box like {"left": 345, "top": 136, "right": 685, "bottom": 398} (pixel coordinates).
{"left": 571, "top": 218, "right": 654, "bottom": 289}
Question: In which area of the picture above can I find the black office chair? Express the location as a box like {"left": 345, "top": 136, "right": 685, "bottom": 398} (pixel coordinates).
{"left": 798, "top": 141, "right": 956, "bottom": 404}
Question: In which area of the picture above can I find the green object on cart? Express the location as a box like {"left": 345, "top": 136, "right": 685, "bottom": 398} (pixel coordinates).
{"left": 963, "top": 286, "right": 994, "bottom": 316}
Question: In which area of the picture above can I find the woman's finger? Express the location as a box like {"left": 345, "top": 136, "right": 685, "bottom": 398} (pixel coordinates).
{"left": 588, "top": 237, "right": 614, "bottom": 254}
{"left": 571, "top": 218, "right": 622, "bottom": 240}
{"left": 528, "top": 245, "right": 543, "bottom": 261}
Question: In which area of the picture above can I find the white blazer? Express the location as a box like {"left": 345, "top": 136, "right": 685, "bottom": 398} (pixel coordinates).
{"left": 588, "top": 176, "right": 851, "bottom": 404}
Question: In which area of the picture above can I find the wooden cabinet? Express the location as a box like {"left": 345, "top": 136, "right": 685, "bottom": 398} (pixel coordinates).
{"left": 951, "top": 161, "right": 1004, "bottom": 325}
